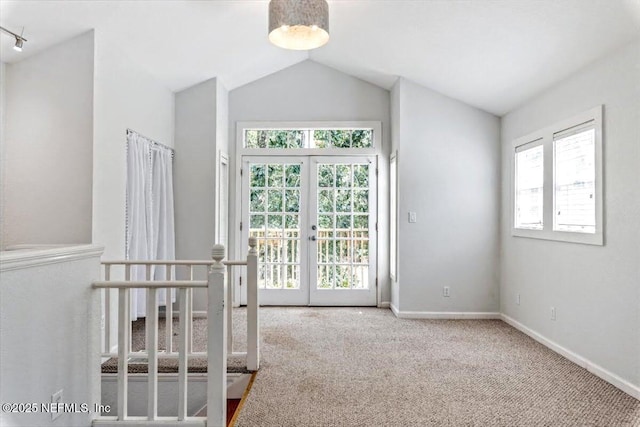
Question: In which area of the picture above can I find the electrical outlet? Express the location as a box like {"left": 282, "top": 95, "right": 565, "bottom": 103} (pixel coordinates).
{"left": 516, "top": 293, "right": 520, "bottom": 305}
{"left": 550, "top": 307, "right": 556, "bottom": 321}
{"left": 443, "top": 286, "right": 450, "bottom": 297}
{"left": 51, "top": 389, "right": 63, "bottom": 421}
{"left": 408, "top": 211, "right": 417, "bottom": 223}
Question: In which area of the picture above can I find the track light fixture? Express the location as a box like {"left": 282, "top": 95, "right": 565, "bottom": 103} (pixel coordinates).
{"left": 1, "top": 26, "right": 27, "bottom": 52}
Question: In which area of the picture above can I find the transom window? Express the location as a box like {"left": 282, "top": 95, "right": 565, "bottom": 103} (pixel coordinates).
{"left": 244, "top": 128, "right": 374, "bottom": 149}
{"left": 511, "top": 106, "right": 603, "bottom": 245}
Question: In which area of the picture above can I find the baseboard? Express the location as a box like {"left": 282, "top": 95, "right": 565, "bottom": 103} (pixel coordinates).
{"left": 390, "top": 309, "right": 501, "bottom": 320}
{"left": 501, "top": 314, "right": 640, "bottom": 400}
{"left": 389, "top": 303, "right": 400, "bottom": 317}
{"left": 378, "top": 301, "right": 390, "bottom": 309}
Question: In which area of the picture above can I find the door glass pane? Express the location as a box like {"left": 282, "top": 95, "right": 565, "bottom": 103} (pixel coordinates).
{"left": 315, "top": 162, "right": 371, "bottom": 290}
{"left": 285, "top": 164, "right": 301, "bottom": 187}
{"left": 318, "top": 190, "right": 334, "bottom": 213}
{"left": 335, "top": 164, "right": 352, "bottom": 187}
{"left": 336, "top": 190, "right": 351, "bottom": 212}
{"left": 318, "top": 164, "right": 334, "bottom": 187}
{"left": 249, "top": 162, "right": 302, "bottom": 289}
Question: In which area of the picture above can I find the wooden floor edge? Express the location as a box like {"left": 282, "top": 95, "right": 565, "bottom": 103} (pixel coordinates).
{"left": 228, "top": 372, "right": 257, "bottom": 427}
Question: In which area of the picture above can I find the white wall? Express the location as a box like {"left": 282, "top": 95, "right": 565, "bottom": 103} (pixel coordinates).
{"left": 92, "top": 30, "right": 175, "bottom": 261}
{"left": 216, "top": 80, "right": 229, "bottom": 156}
{"left": 3, "top": 32, "right": 94, "bottom": 248}
{"left": 500, "top": 40, "right": 640, "bottom": 392}
{"left": 174, "top": 78, "right": 228, "bottom": 311}
{"left": 0, "top": 245, "right": 103, "bottom": 427}
{"left": 0, "top": 62, "right": 6, "bottom": 249}
{"left": 393, "top": 78, "right": 501, "bottom": 315}
{"left": 93, "top": 29, "right": 174, "bottom": 348}
{"left": 229, "top": 60, "right": 391, "bottom": 303}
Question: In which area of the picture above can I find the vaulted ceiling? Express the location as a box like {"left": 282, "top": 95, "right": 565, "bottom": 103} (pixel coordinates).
{"left": 1, "top": 0, "right": 639, "bottom": 115}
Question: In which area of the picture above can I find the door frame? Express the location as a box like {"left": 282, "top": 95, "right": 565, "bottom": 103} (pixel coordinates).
{"left": 239, "top": 155, "right": 378, "bottom": 306}
{"left": 232, "top": 121, "right": 386, "bottom": 307}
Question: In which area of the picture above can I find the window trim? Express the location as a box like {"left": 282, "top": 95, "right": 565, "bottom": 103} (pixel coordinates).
{"left": 233, "top": 120, "right": 385, "bottom": 307}
{"left": 389, "top": 151, "right": 398, "bottom": 282}
{"left": 236, "top": 121, "right": 381, "bottom": 156}
{"left": 511, "top": 105, "right": 603, "bottom": 245}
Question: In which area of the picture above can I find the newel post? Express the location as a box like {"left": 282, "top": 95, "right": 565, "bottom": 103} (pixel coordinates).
{"left": 247, "top": 237, "right": 260, "bottom": 371}
{"left": 207, "top": 244, "right": 227, "bottom": 427}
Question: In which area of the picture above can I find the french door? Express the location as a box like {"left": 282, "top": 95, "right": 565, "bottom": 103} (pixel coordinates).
{"left": 240, "top": 155, "right": 377, "bottom": 306}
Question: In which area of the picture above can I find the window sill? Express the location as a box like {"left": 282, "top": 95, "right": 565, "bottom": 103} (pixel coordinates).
{"left": 512, "top": 228, "right": 603, "bottom": 246}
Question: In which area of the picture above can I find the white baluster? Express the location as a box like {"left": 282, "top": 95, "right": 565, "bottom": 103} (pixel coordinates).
{"left": 126, "top": 265, "right": 133, "bottom": 354}
{"left": 177, "top": 287, "right": 188, "bottom": 421}
{"left": 104, "top": 265, "right": 111, "bottom": 353}
{"left": 187, "top": 265, "right": 194, "bottom": 354}
{"left": 165, "top": 264, "right": 173, "bottom": 354}
{"left": 117, "top": 287, "right": 130, "bottom": 420}
{"left": 146, "top": 286, "right": 158, "bottom": 420}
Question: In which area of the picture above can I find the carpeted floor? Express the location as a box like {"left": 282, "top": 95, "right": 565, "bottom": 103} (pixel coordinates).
{"left": 233, "top": 307, "right": 639, "bottom": 427}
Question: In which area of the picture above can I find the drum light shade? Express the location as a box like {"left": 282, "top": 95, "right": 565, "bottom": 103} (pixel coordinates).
{"left": 268, "top": 0, "right": 329, "bottom": 50}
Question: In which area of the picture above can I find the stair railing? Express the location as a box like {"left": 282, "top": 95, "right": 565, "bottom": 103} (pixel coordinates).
{"left": 92, "top": 238, "right": 258, "bottom": 427}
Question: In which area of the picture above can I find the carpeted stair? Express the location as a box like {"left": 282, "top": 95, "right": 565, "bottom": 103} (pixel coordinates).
{"left": 101, "top": 314, "right": 252, "bottom": 374}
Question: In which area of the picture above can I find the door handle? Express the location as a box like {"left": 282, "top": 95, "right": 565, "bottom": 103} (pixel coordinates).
{"left": 309, "top": 236, "right": 317, "bottom": 241}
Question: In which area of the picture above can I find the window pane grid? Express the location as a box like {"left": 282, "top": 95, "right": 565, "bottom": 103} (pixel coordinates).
{"left": 316, "top": 163, "right": 370, "bottom": 290}
{"left": 249, "top": 163, "right": 302, "bottom": 289}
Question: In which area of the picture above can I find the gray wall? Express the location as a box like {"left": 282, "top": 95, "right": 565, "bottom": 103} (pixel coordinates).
{"left": 393, "top": 78, "right": 501, "bottom": 314}
{"left": 3, "top": 32, "right": 94, "bottom": 247}
{"left": 500, "top": 40, "right": 640, "bottom": 389}
{"left": 228, "top": 60, "right": 392, "bottom": 303}
{"left": 174, "top": 78, "right": 228, "bottom": 311}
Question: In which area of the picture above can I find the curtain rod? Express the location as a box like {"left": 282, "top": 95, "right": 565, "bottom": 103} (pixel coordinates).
{"left": 127, "top": 128, "right": 175, "bottom": 156}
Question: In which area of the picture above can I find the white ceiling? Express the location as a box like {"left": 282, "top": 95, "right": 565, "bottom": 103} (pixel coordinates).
{"left": 1, "top": 0, "right": 639, "bottom": 115}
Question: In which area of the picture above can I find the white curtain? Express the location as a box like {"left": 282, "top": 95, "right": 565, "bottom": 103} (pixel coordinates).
{"left": 126, "top": 130, "right": 176, "bottom": 320}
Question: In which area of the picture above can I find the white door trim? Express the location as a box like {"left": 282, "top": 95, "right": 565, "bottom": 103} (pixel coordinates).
{"left": 239, "top": 154, "right": 378, "bottom": 306}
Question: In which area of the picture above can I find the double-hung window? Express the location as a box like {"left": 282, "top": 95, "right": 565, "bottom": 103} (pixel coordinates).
{"left": 512, "top": 106, "right": 603, "bottom": 245}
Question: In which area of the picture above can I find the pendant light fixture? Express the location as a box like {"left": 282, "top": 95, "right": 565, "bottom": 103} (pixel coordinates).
{"left": 268, "top": 0, "right": 329, "bottom": 50}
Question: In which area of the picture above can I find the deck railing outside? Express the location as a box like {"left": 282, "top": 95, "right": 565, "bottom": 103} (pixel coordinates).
{"left": 92, "top": 238, "right": 258, "bottom": 427}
